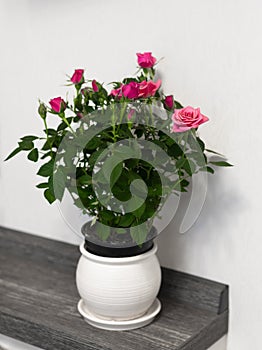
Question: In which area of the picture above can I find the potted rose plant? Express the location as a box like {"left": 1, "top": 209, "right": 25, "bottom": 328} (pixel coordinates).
{"left": 5, "top": 52, "right": 231, "bottom": 330}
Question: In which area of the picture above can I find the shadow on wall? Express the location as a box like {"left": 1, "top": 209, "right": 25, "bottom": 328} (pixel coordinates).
{"left": 157, "top": 165, "right": 245, "bottom": 275}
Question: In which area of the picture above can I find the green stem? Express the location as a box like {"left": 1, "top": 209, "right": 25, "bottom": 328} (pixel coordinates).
{"left": 43, "top": 118, "right": 48, "bottom": 137}
{"left": 61, "top": 116, "right": 76, "bottom": 135}
{"left": 111, "top": 104, "right": 117, "bottom": 142}
{"left": 172, "top": 175, "right": 190, "bottom": 192}
{"left": 116, "top": 101, "right": 127, "bottom": 135}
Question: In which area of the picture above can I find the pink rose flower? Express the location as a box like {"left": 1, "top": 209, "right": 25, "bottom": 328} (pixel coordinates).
{"left": 110, "top": 80, "right": 161, "bottom": 100}
{"left": 127, "top": 109, "right": 135, "bottom": 120}
{"left": 172, "top": 106, "right": 209, "bottom": 132}
{"left": 164, "top": 95, "right": 174, "bottom": 110}
{"left": 138, "top": 79, "right": 161, "bottom": 98}
{"left": 136, "top": 52, "right": 156, "bottom": 68}
{"left": 92, "top": 79, "right": 99, "bottom": 92}
{"left": 71, "top": 69, "right": 84, "bottom": 84}
{"left": 49, "top": 97, "right": 66, "bottom": 113}
{"left": 122, "top": 81, "right": 139, "bottom": 99}
{"left": 110, "top": 86, "right": 123, "bottom": 98}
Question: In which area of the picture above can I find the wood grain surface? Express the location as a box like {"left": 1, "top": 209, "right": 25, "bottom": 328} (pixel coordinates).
{"left": 0, "top": 226, "right": 228, "bottom": 350}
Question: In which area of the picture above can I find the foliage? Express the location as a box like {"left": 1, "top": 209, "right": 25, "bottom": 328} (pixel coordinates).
{"left": 5, "top": 53, "right": 232, "bottom": 243}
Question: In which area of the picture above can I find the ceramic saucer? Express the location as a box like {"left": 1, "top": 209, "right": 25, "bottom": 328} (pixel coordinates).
{"left": 77, "top": 298, "right": 161, "bottom": 331}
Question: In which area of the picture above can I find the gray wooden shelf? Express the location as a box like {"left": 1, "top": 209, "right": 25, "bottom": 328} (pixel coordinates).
{"left": 0, "top": 226, "right": 228, "bottom": 350}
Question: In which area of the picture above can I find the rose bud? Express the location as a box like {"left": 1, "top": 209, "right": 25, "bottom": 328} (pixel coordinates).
{"left": 49, "top": 97, "right": 66, "bottom": 113}
{"left": 164, "top": 95, "right": 174, "bottom": 110}
{"left": 71, "top": 69, "right": 84, "bottom": 84}
{"left": 136, "top": 52, "right": 157, "bottom": 68}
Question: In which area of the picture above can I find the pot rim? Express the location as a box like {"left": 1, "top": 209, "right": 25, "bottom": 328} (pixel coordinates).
{"left": 79, "top": 241, "right": 158, "bottom": 264}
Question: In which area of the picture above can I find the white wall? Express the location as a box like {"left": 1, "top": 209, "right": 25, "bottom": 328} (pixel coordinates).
{"left": 1, "top": 0, "right": 262, "bottom": 349}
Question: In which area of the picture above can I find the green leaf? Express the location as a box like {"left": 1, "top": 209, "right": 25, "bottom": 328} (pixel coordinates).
{"left": 18, "top": 140, "right": 34, "bottom": 151}
{"left": 196, "top": 137, "right": 205, "bottom": 152}
{"left": 57, "top": 117, "right": 73, "bottom": 131}
{"left": 112, "top": 185, "right": 132, "bottom": 202}
{"left": 110, "top": 163, "right": 123, "bottom": 187}
{"left": 37, "top": 159, "right": 54, "bottom": 177}
{"left": 118, "top": 213, "right": 135, "bottom": 227}
{"left": 122, "top": 77, "right": 138, "bottom": 84}
{"left": 27, "top": 148, "right": 39, "bottom": 162}
{"left": 151, "top": 139, "right": 167, "bottom": 151}
{"left": 74, "top": 198, "right": 85, "bottom": 210}
{"left": 74, "top": 94, "right": 83, "bottom": 110}
{"left": 130, "top": 179, "right": 147, "bottom": 197}
{"left": 167, "top": 142, "right": 183, "bottom": 158}
{"left": 52, "top": 134, "right": 63, "bottom": 149}
{"left": 21, "top": 135, "right": 38, "bottom": 141}
{"left": 184, "top": 159, "right": 196, "bottom": 176}
{"left": 174, "top": 100, "right": 183, "bottom": 109}
{"left": 77, "top": 186, "right": 90, "bottom": 200}
{"left": 199, "top": 166, "right": 215, "bottom": 174}
{"left": 36, "top": 183, "right": 49, "bottom": 189}
{"left": 41, "top": 151, "right": 55, "bottom": 160}
{"left": 128, "top": 170, "right": 141, "bottom": 181}
{"left": 57, "top": 121, "right": 68, "bottom": 131}
{"left": 88, "top": 148, "right": 105, "bottom": 167}
{"left": 77, "top": 174, "right": 92, "bottom": 186}
{"left": 142, "top": 203, "right": 157, "bottom": 220}
{"left": 133, "top": 203, "right": 146, "bottom": 219}
{"left": 205, "top": 149, "right": 225, "bottom": 156}
{"left": 114, "top": 144, "right": 141, "bottom": 159}
{"left": 99, "top": 210, "right": 115, "bottom": 224}
{"left": 115, "top": 228, "right": 126, "bottom": 234}
{"left": 181, "top": 179, "right": 190, "bottom": 187}
{"left": 206, "top": 166, "right": 215, "bottom": 174}
{"left": 189, "top": 151, "right": 206, "bottom": 166}
{"left": 210, "top": 161, "right": 233, "bottom": 167}
{"left": 148, "top": 183, "right": 162, "bottom": 196}
{"left": 44, "top": 188, "right": 56, "bottom": 204}
{"left": 53, "top": 166, "right": 67, "bottom": 201}
{"left": 96, "top": 224, "right": 111, "bottom": 241}
{"left": 44, "top": 128, "right": 57, "bottom": 136}
{"left": 83, "top": 105, "right": 95, "bottom": 114}
{"left": 125, "top": 158, "right": 139, "bottom": 168}
{"left": 134, "top": 128, "right": 144, "bottom": 138}
{"left": 63, "top": 144, "right": 77, "bottom": 166}
{"left": 4, "top": 147, "right": 22, "bottom": 161}
{"left": 42, "top": 137, "right": 54, "bottom": 151}
{"left": 94, "top": 169, "right": 108, "bottom": 185}
{"left": 173, "top": 179, "right": 182, "bottom": 191}
{"left": 85, "top": 137, "right": 102, "bottom": 151}
{"left": 48, "top": 174, "right": 54, "bottom": 195}
{"left": 130, "top": 225, "right": 147, "bottom": 246}
{"left": 176, "top": 157, "right": 195, "bottom": 176}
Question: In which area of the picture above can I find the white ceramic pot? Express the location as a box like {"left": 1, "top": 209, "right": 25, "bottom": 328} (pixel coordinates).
{"left": 76, "top": 242, "right": 161, "bottom": 322}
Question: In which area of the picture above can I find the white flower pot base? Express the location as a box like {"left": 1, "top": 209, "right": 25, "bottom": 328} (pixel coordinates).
{"left": 77, "top": 298, "right": 161, "bottom": 331}
{"left": 76, "top": 242, "right": 162, "bottom": 330}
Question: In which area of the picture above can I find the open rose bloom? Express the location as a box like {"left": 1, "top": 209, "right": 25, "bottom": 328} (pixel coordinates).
{"left": 172, "top": 106, "right": 209, "bottom": 132}
{"left": 110, "top": 80, "right": 161, "bottom": 100}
